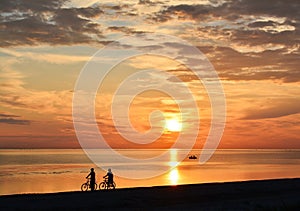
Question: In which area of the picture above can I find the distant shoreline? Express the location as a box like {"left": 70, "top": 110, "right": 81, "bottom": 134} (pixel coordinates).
{"left": 1, "top": 178, "right": 300, "bottom": 210}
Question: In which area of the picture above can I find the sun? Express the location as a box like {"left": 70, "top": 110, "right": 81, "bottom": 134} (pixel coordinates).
{"left": 165, "top": 119, "right": 182, "bottom": 132}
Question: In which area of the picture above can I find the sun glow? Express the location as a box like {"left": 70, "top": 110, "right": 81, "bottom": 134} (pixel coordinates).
{"left": 165, "top": 118, "right": 182, "bottom": 132}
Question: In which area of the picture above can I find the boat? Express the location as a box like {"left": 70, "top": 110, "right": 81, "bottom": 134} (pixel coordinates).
{"left": 188, "top": 155, "right": 197, "bottom": 159}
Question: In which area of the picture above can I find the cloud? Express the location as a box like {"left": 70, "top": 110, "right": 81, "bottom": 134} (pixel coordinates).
{"left": 138, "top": 0, "right": 163, "bottom": 6}
{"left": 248, "top": 21, "right": 277, "bottom": 28}
{"left": 0, "top": 113, "right": 31, "bottom": 125}
{"left": 0, "top": 0, "right": 104, "bottom": 47}
{"left": 155, "top": 1, "right": 299, "bottom": 43}
{"left": 107, "top": 26, "right": 145, "bottom": 35}
{"left": 158, "top": 0, "right": 300, "bottom": 22}
{"left": 229, "top": 28, "right": 298, "bottom": 48}
{"left": 0, "top": 62, "right": 74, "bottom": 116}
{"left": 153, "top": 1, "right": 299, "bottom": 49}
{"left": 0, "top": 113, "right": 19, "bottom": 118}
{"left": 138, "top": 0, "right": 152, "bottom": 4}
{"left": 226, "top": 0, "right": 300, "bottom": 20}
{"left": 0, "top": 53, "right": 76, "bottom": 120}
{"left": 0, "top": 118, "right": 31, "bottom": 125}
{"left": 0, "top": 48, "right": 91, "bottom": 64}
{"left": 200, "top": 45, "right": 300, "bottom": 83}
{"left": 0, "top": 89, "right": 73, "bottom": 115}
{"left": 144, "top": 0, "right": 299, "bottom": 83}
{"left": 241, "top": 99, "right": 300, "bottom": 120}
{"left": 0, "top": 0, "right": 64, "bottom": 13}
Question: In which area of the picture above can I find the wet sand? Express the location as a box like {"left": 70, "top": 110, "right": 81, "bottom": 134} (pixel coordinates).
{"left": 1, "top": 178, "right": 300, "bottom": 210}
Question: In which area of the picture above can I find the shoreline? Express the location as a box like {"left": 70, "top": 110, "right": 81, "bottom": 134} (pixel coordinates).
{"left": 1, "top": 178, "right": 300, "bottom": 210}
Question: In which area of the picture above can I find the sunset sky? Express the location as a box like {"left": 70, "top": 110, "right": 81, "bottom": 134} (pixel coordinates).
{"left": 0, "top": 0, "right": 299, "bottom": 149}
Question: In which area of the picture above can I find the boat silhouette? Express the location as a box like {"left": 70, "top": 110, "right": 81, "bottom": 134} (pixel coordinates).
{"left": 188, "top": 155, "right": 197, "bottom": 159}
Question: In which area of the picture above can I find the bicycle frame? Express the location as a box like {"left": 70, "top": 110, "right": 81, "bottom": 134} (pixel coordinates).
{"left": 81, "top": 178, "right": 97, "bottom": 191}
{"left": 99, "top": 178, "right": 116, "bottom": 190}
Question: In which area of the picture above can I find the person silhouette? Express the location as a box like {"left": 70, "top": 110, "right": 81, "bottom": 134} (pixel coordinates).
{"left": 86, "top": 168, "right": 96, "bottom": 191}
{"left": 103, "top": 168, "right": 114, "bottom": 188}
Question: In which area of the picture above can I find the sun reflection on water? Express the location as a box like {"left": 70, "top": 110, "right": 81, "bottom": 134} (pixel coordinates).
{"left": 168, "top": 148, "right": 179, "bottom": 166}
{"left": 167, "top": 149, "right": 180, "bottom": 185}
{"left": 168, "top": 168, "right": 179, "bottom": 185}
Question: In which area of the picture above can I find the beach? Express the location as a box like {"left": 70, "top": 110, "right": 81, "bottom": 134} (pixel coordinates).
{"left": 1, "top": 178, "right": 299, "bottom": 210}
{"left": 2, "top": 149, "right": 300, "bottom": 195}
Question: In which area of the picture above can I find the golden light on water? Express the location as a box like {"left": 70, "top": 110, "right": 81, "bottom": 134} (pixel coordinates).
{"left": 168, "top": 148, "right": 179, "bottom": 167}
{"left": 168, "top": 149, "right": 180, "bottom": 185}
{"left": 168, "top": 168, "right": 179, "bottom": 185}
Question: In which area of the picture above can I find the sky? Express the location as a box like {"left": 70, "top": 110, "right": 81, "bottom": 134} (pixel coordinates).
{"left": 0, "top": 0, "right": 299, "bottom": 149}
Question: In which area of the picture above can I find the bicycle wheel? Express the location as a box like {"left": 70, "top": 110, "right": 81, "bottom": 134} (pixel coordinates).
{"left": 108, "top": 182, "right": 115, "bottom": 190}
{"left": 99, "top": 182, "right": 106, "bottom": 190}
{"left": 94, "top": 183, "right": 98, "bottom": 190}
{"left": 113, "top": 181, "right": 116, "bottom": 188}
{"left": 81, "top": 183, "right": 89, "bottom": 191}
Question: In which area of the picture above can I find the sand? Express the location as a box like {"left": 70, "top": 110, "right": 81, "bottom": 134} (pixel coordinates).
{"left": 1, "top": 178, "right": 300, "bottom": 210}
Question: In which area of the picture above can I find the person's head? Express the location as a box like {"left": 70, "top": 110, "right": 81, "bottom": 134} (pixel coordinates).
{"left": 108, "top": 168, "right": 111, "bottom": 172}
{"left": 91, "top": 168, "right": 94, "bottom": 172}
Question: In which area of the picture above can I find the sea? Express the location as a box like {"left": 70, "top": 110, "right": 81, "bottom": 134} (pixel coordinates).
{"left": 0, "top": 149, "right": 299, "bottom": 195}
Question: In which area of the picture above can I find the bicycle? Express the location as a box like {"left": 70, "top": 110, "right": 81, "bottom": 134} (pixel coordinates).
{"left": 81, "top": 178, "right": 97, "bottom": 191}
{"left": 99, "top": 178, "right": 116, "bottom": 190}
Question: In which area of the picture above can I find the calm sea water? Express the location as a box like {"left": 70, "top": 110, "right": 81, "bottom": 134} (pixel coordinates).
{"left": 0, "top": 149, "right": 299, "bottom": 195}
